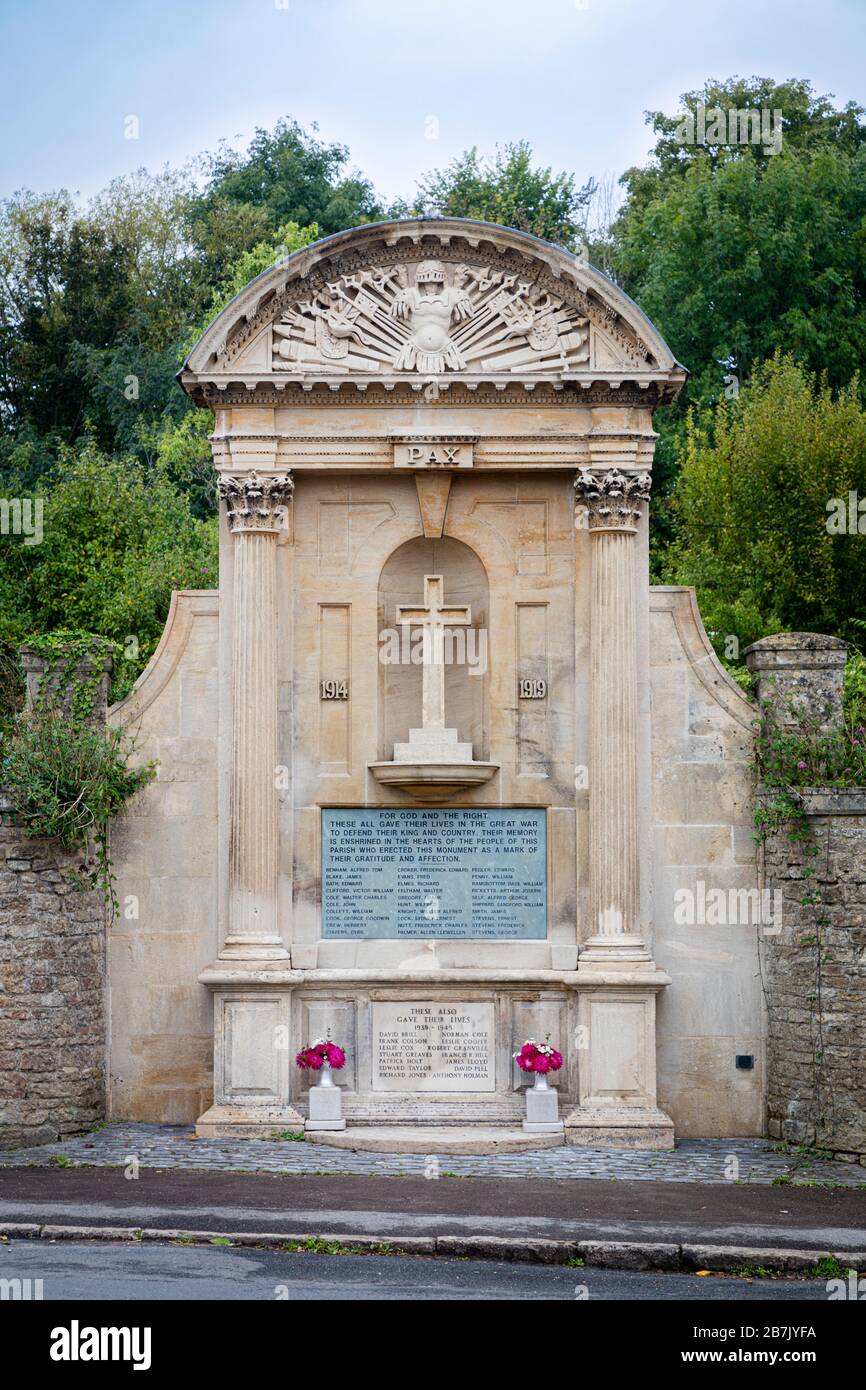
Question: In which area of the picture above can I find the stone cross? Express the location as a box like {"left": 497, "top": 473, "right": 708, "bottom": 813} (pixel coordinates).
{"left": 396, "top": 575, "right": 470, "bottom": 731}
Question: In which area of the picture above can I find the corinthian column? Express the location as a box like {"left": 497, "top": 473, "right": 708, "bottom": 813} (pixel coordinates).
{"left": 575, "top": 467, "right": 651, "bottom": 962}
{"left": 219, "top": 471, "right": 293, "bottom": 959}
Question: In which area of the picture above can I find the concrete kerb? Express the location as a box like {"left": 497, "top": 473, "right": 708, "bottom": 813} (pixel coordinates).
{"left": 1, "top": 1222, "right": 863, "bottom": 1273}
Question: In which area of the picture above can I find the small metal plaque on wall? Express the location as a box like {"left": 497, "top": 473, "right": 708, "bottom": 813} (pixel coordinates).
{"left": 320, "top": 679, "right": 348, "bottom": 700}
{"left": 518, "top": 678, "right": 547, "bottom": 699}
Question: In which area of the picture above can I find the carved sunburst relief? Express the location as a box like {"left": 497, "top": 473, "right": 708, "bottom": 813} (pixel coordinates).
{"left": 183, "top": 221, "right": 682, "bottom": 398}
{"left": 269, "top": 257, "right": 590, "bottom": 376}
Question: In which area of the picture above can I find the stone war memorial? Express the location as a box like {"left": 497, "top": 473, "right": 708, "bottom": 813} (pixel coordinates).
{"left": 30, "top": 216, "right": 850, "bottom": 1157}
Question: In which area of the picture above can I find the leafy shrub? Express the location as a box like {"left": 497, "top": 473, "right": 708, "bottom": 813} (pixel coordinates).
{"left": 1, "top": 707, "right": 155, "bottom": 910}
{"left": 754, "top": 705, "right": 866, "bottom": 792}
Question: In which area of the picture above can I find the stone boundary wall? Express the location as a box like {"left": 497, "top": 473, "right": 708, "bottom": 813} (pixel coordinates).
{"left": 761, "top": 791, "right": 866, "bottom": 1165}
{"left": 746, "top": 633, "right": 865, "bottom": 1166}
{"left": 0, "top": 792, "right": 106, "bottom": 1148}
{"left": 0, "top": 645, "right": 111, "bottom": 1149}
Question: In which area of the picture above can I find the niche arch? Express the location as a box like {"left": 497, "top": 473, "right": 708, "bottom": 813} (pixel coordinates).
{"left": 377, "top": 536, "right": 489, "bottom": 762}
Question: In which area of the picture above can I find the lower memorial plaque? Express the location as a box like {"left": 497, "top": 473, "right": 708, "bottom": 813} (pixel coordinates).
{"left": 371, "top": 1001, "right": 496, "bottom": 1092}
{"left": 322, "top": 807, "right": 547, "bottom": 938}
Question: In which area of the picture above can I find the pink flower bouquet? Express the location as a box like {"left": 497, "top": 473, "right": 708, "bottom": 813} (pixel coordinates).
{"left": 296, "top": 1039, "right": 346, "bottom": 1071}
{"left": 513, "top": 1039, "right": 563, "bottom": 1074}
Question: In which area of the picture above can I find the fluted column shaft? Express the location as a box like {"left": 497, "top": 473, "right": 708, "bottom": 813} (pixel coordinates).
{"left": 220, "top": 471, "right": 293, "bottom": 959}
{"left": 590, "top": 527, "right": 639, "bottom": 936}
{"left": 575, "top": 468, "right": 651, "bottom": 961}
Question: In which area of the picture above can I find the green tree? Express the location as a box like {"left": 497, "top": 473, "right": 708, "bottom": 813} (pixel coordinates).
{"left": 409, "top": 141, "right": 595, "bottom": 250}
{"left": 0, "top": 439, "right": 218, "bottom": 698}
{"left": 79, "top": 168, "right": 212, "bottom": 452}
{"left": 135, "top": 411, "right": 216, "bottom": 522}
{"left": 0, "top": 122, "right": 384, "bottom": 492}
{"left": 610, "top": 78, "right": 866, "bottom": 548}
{"left": 627, "top": 75, "right": 865, "bottom": 194}
{"left": 0, "top": 191, "right": 134, "bottom": 445}
{"left": 663, "top": 356, "right": 866, "bottom": 656}
{"left": 0, "top": 171, "right": 209, "bottom": 464}
{"left": 186, "top": 219, "right": 320, "bottom": 353}
{"left": 190, "top": 119, "right": 384, "bottom": 282}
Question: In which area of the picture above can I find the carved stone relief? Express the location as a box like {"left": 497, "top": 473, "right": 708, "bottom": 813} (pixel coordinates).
{"left": 266, "top": 258, "right": 591, "bottom": 377}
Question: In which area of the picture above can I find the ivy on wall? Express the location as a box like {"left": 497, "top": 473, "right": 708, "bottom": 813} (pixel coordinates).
{"left": 0, "top": 631, "right": 156, "bottom": 914}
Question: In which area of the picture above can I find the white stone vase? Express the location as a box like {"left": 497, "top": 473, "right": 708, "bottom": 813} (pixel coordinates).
{"left": 522, "top": 1066, "right": 564, "bottom": 1134}
{"left": 305, "top": 1061, "right": 346, "bottom": 1132}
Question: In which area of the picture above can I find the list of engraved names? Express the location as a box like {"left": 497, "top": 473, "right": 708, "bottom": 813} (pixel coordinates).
{"left": 371, "top": 1002, "right": 496, "bottom": 1092}
{"left": 321, "top": 807, "right": 546, "bottom": 938}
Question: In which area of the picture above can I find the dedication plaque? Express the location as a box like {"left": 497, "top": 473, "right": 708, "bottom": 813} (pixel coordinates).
{"left": 321, "top": 807, "right": 546, "bottom": 939}
{"left": 371, "top": 1001, "right": 495, "bottom": 1092}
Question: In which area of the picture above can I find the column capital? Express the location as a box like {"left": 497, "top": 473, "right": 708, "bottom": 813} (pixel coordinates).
{"left": 219, "top": 471, "right": 294, "bottom": 534}
{"left": 574, "top": 468, "right": 651, "bottom": 533}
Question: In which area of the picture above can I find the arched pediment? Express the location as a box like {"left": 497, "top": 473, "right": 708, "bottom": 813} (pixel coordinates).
{"left": 179, "top": 218, "right": 685, "bottom": 404}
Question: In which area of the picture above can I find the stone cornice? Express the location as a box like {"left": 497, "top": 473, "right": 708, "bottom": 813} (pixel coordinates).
{"left": 190, "top": 377, "right": 683, "bottom": 410}
{"left": 196, "top": 964, "right": 672, "bottom": 987}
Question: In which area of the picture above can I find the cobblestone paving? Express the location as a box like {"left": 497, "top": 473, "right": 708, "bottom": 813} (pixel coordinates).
{"left": 0, "top": 1124, "right": 863, "bottom": 1184}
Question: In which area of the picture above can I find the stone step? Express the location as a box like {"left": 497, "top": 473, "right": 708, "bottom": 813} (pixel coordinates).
{"left": 316, "top": 1098, "right": 530, "bottom": 1126}
{"left": 308, "top": 1126, "right": 564, "bottom": 1154}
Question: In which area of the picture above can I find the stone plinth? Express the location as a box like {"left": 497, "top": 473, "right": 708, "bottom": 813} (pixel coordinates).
{"left": 393, "top": 725, "right": 473, "bottom": 763}
{"left": 564, "top": 1107, "right": 675, "bottom": 1150}
{"left": 306, "top": 1078, "right": 346, "bottom": 1131}
{"left": 21, "top": 643, "right": 114, "bottom": 726}
{"left": 745, "top": 632, "right": 848, "bottom": 731}
{"left": 369, "top": 721, "right": 498, "bottom": 799}
{"left": 523, "top": 1080, "right": 564, "bottom": 1134}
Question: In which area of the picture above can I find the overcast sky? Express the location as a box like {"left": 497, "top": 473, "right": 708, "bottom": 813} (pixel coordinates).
{"left": 2, "top": 0, "right": 864, "bottom": 205}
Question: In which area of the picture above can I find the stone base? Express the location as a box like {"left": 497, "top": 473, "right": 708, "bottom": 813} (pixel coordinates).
{"left": 578, "top": 933, "right": 652, "bottom": 964}
{"left": 306, "top": 1083, "right": 345, "bottom": 1131}
{"left": 523, "top": 1082, "right": 563, "bottom": 1134}
{"left": 307, "top": 1126, "right": 565, "bottom": 1154}
{"left": 392, "top": 726, "right": 474, "bottom": 763}
{"left": 195, "top": 1103, "right": 305, "bottom": 1139}
{"left": 564, "top": 1106, "right": 675, "bottom": 1151}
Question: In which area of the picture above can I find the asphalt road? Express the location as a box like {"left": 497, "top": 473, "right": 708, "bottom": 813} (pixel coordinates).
{"left": 1, "top": 1166, "right": 863, "bottom": 1250}
{"left": 0, "top": 1239, "right": 833, "bottom": 1301}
